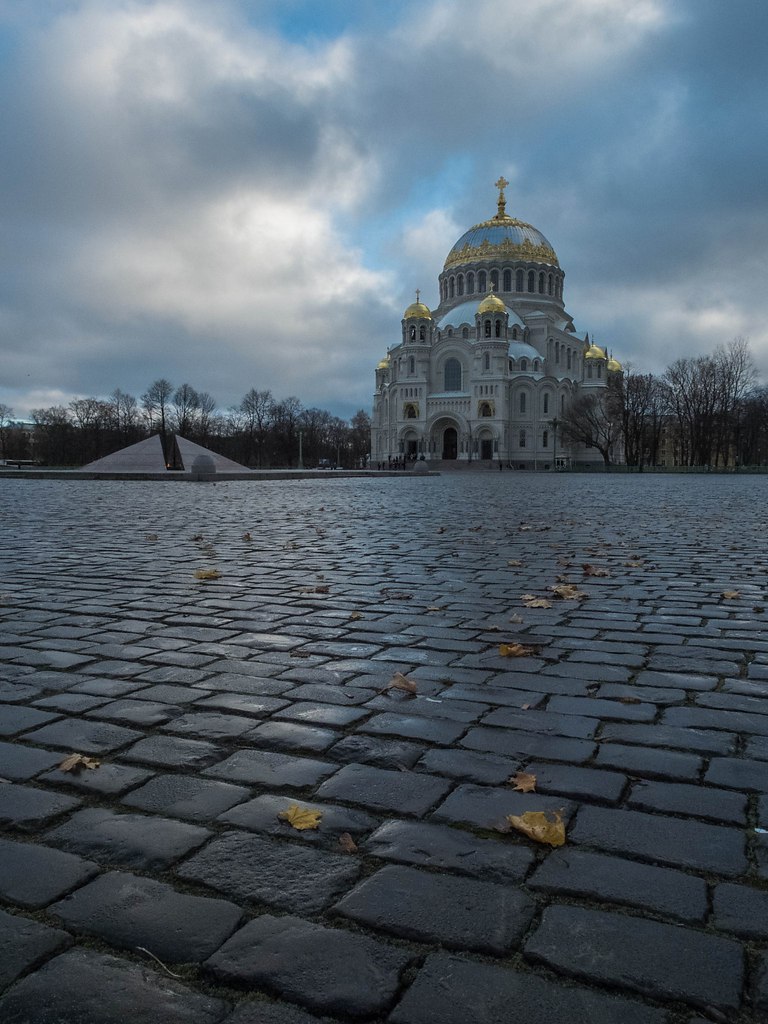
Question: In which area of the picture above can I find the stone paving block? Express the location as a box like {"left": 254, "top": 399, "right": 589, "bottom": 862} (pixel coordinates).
{"left": 335, "top": 862, "right": 534, "bottom": 952}
{"left": 595, "top": 742, "right": 703, "bottom": 781}
{"left": 20, "top": 716, "right": 142, "bottom": 753}
{"left": 748, "top": 736, "right": 768, "bottom": 761}
{"left": 479, "top": 706, "right": 599, "bottom": 738}
{"left": 0, "top": 704, "right": 60, "bottom": 735}
{"left": 204, "top": 749, "right": 336, "bottom": 788}
{"left": 134, "top": 683, "right": 207, "bottom": 704}
{"left": 522, "top": 761, "right": 627, "bottom": 803}
{"left": 247, "top": 720, "right": 339, "bottom": 753}
{"left": 70, "top": 677, "right": 149, "bottom": 697}
{"left": 85, "top": 697, "right": 180, "bottom": 726}
{"left": 0, "top": 907, "right": 72, "bottom": 988}
{"left": 599, "top": 721, "right": 735, "bottom": 755}
{"left": 357, "top": 711, "right": 466, "bottom": 744}
{"left": 754, "top": 951, "right": 768, "bottom": 1016}
{"left": 417, "top": 747, "right": 519, "bottom": 785}
{"left": 278, "top": 682, "right": 374, "bottom": 706}
{"left": 222, "top": 1002, "right": 322, "bottom": 1024}
{"left": 220, "top": 792, "right": 377, "bottom": 842}
{"left": 0, "top": 782, "right": 80, "bottom": 830}
{"left": 195, "top": 673, "right": 294, "bottom": 696}
{"left": 431, "top": 782, "right": 574, "bottom": 832}
{"left": 664, "top": 706, "right": 768, "bottom": 735}
{"left": 0, "top": 948, "right": 229, "bottom": 1024}
{"left": 442, "top": 684, "right": 553, "bottom": 706}
{"left": 462, "top": 726, "right": 595, "bottom": 763}
{"left": 193, "top": 692, "right": 291, "bottom": 717}
{"left": 122, "top": 734, "right": 223, "bottom": 768}
{"left": 705, "top": 756, "right": 768, "bottom": 792}
{"left": 628, "top": 779, "right": 747, "bottom": 824}
{"left": 570, "top": 805, "right": 747, "bottom": 876}
{"left": 712, "top": 882, "right": 768, "bottom": 938}
{"left": 33, "top": 692, "right": 110, "bottom": 712}
{"left": 316, "top": 763, "right": 451, "bottom": 816}
{"left": 122, "top": 773, "right": 251, "bottom": 821}
{"left": 528, "top": 847, "right": 708, "bottom": 922}
{"left": 42, "top": 760, "right": 154, "bottom": 795}
{"left": 597, "top": 682, "right": 685, "bottom": 705}
{"left": 362, "top": 693, "right": 486, "bottom": 722}
{"left": 388, "top": 951, "right": 666, "bottom": 1024}
{"left": 632, "top": 670, "right": 717, "bottom": 691}
{"left": 524, "top": 904, "right": 743, "bottom": 1012}
{"left": 206, "top": 914, "right": 411, "bottom": 1018}
{"left": 46, "top": 807, "right": 211, "bottom": 869}
{"left": 546, "top": 695, "right": 657, "bottom": 722}
{"left": 0, "top": 739, "right": 65, "bottom": 780}
{"left": 697, "top": 691, "right": 768, "bottom": 715}
{"left": 50, "top": 870, "right": 243, "bottom": 963}
{"left": 363, "top": 818, "right": 534, "bottom": 882}
{"left": 328, "top": 734, "right": 425, "bottom": 769}
{"left": 177, "top": 830, "right": 360, "bottom": 912}
{"left": 163, "top": 712, "right": 259, "bottom": 740}
{"left": 274, "top": 700, "right": 369, "bottom": 726}
{"left": 0, "top": 836, "right": 99, "bottom": 907}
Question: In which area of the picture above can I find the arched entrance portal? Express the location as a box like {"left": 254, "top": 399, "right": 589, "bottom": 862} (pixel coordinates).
{"left": 481, "top": 438, "right": 493, "bottom": 460}
{"left": 443, "top": 427, "right": 458, "bottom": 460}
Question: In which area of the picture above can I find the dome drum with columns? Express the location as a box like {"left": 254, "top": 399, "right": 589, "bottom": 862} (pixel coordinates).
{"left": 371, "top": 178, "right": 622, "bottom": 467}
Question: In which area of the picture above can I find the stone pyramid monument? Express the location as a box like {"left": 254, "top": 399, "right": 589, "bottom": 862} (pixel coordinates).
{"left": 83, "top": 434, "right": 167, "bottom": 472}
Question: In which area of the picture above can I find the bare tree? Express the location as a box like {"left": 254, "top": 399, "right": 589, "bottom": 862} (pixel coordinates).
{"left": 171, "top": 383, "right": 200, "bottom": 437}
{"left": 559, "top": 385, "right": 622, "bottom": 468}
{"left": 0, "top": 403, "right": 13, "bottom": 459}
{"left": 141, "top": 378, "right": 173, "bottom": 442}
{"left": 239, "top": 388, "right": 273, "bottom": 466}
{"left": 196, "top": 391, "right": 217, "bottom": 444}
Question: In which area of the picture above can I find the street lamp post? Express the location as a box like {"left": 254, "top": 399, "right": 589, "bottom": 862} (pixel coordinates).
{"left": 551, "top": 417, "right": 559, "bottom": 470}
{"left": 298, "top": 431, "right": 304, "bottom": 469}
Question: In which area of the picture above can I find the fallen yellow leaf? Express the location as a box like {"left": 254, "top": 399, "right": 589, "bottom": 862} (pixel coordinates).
{"left": 550, "top": 584, "right": 587, "bottom": 600}
{"left": 582, "top": 564, "right": 610, "bottom": 577}
{"left": 499, "top": 643, "right": 541, "bottom": 658}
{"left": 507, "top": 560, "right": 523, "bottom": 567}
{"left": 194, "top": 569, "right": 221, "bottom": 580}
{"left": 338, "top": 832, "right": 358, "bottom": 854}
{"left": 242, "top": 532, "right": 252, "bottom": 542}
{"left": 509, "top": 772, "right": 537, "bottom": 793}
{"left": 505, "top": 809, "right": 566, "bottom": 847}
{"left": 59, "top": 753, "right": 100, "bottom": 773}
{"left": 278, "top": 805, "right": 323, "bottom": 831}
{"left": 521, "top": 594, "right": 553, "bottom": 609}
{"left": 382, "top": 671, "right": 418, "bottom": 696}
{"left": 722, "top": 590, "right": 740, "bottom": 600}
{"left": 349, "top": 611, "right": 363, "bottom": 620}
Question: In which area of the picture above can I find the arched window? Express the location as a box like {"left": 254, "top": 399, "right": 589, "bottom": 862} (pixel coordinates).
{"left": 419, "top": 325, "right": 425, "bottom": 340}
{"left": 485, "top": 320, "right": 491, "bottom": 337}
{"left": 511, "top": 326, "right": 518, "bottom": 340}
{"left": 519, "top": 392, "right": 526, "bottom": 413}
{"left": 467, "top": 272, "right": 475, "bottom": 293}
{"left": 444, "top": 358, "right": 462, "bottom": 391}
{"left": 560, "top": 394, "right": 565, "bottom": 412}
{"left": 567, "top": 349, "right": 572, "bottom": 370}
{"left": 457, "top": 274, "right": 464, "bottom": 296}
{"left": 409, "top": 325, "right": 416, "bottom": 340}
{"left": 408, "top": 356, "right": 415, "bottom": 374}
{"left": 495, "top": 320, "right": 501, "bottom": 338}
{"left": 533, "top": 360, "right": 540, "bottom": 372}
{"left": 543, "top": 430, "right": 549, "bottom": 448}
{"left": 555, "top": 342, "right": 560, "bottom": 363}
{"left": 527, "top": 270, "right": 535, "bottom": 292}
{"left": 538, "top": 272, "right": 545, "bottom": 294}
{"left": 588, "top": 363, "right": 593, "bottom": 379}
{"left": 543, "top": 393, "right": 549, "bottom": 414}
{"left": 598, "top": 363, "right": 603, "bottom": 379}
{"left": 484, "top": 352, "right": 490, "bottom": 371}
{"left": 519, "top": 429, "right": 526, "bottom": 448}
{"left": 548, "top": 273, "right": 554, "bottom": 295}
{"left": 480, "top": 402, "right": 492, "bottom": 417}
{"left": 449, "top": 277, "right": 455, "bottom": 298}
{"left": 520, "top": 359, "right": 528, "bottom": 372}
{"left": 503, "top": 270, "right": 512, "bottom": 291}
{"left": 447, "top": 327, "right": 453, "bottom": 336}
{"left": 478, "top": 270, "right": 487, "bottom": 292}
{"left": 462, "top": 327, "right": 469, "bottom": 339}
{"left": 516, "top": 269, "right": 524, "bottom": 291}
{"left": 490, "top": 270, "right": 499, "bottom": 291}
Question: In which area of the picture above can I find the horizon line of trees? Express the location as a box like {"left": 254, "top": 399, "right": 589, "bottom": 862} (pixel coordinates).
{"left": 0, "top": 381, "right": 371, "bottom": 469}
{"left": 559, "top": 337, "right": 768, "bottom": 468}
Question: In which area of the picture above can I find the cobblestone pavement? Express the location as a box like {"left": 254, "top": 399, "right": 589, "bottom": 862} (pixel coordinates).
{"left": 1, "top": 473, "right": 768, "bottom": 1024}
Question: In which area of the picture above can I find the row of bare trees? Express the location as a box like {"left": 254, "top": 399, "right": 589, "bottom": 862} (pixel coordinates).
{"left": 0, "top": 382, "right": 371, "bottom": 469}
{"left": 559, "top": 338, "right": 768, "bottom": 468}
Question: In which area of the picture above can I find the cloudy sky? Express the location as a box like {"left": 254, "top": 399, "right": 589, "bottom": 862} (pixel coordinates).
{"left": 1, "top": 0, "right": 767, "bottom": 421}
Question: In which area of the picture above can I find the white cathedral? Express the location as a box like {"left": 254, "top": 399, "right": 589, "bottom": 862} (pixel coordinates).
{"left": 371, "top": 178, "right": 622, "bottom": 468}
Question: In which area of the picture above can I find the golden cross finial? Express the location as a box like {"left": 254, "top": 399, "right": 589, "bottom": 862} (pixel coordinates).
{"left": 415, "top": 288, "right": 421, "bottom": 303}
{"left": 495, "top": 175, "right": 509, "bottom": 218}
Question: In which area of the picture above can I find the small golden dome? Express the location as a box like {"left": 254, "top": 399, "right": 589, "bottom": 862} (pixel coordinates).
{"left": 477, "top": 291, "right": 506, "bottom": 315}
{"left": 404, "top": 301, "right": 432, "bottom": 320}
{"left": 607, "top": 355, "right": 623, "bottom": 372}
{"left": 377, "top": 355, "right": 390, "bottom": 370}
{"left": 584, "top": 342, "right": 606, "bottom": 360}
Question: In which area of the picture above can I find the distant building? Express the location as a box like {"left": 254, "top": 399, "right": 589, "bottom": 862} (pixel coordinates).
{"left": 371, "top": 178, "right": 622, "bottom": 467}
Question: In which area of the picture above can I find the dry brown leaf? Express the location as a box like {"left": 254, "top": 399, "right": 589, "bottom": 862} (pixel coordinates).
{"left": 505, "top": 809, "right": 566, "bottom": 847}
{"left": 722, "top": 590, "right": 740, "bottom": 600}
{"left": 521, "top": 594, "right": 553, "bottom": 609}
{"left": 550, "top": 584, "right": 587, "bottom": 600}
{"left": 624, "top": 560, "right": 644, "bottom": 568}
{"left": 499, "top": 643, "right": 541, "bottom": 658}
{"left": 349, "top": 611, "right": 363, "bottom": 620}
{"left": 509, "top": 771, "right": 537, "bottom": 793}
{"left": 194, "top": 568, "right": 221, "bottom": 580}
{"left": 583, "top": 564, "right": 610, "bottom": 577}
{"left": 426, "top": 605, "right": 446, "bottom": 612}
{"left": 519, "top": 525, "right": 533, "bottom": 532}
{"left": 278, "top": 804, "right": 323, "bottom": 831}
{"left": 338, "top": 832, "right": 358, "bottom": 854}
{"left": 507, "top": 560, "right": 523, "bottom": 567}
{"left": 469, "top": 525, "right": 482, "bottom": 532}
{"left": 382, "top": 671, "right": 418, "bottom": 696}
{"left": 290, "top": 650, "right": 311, "bottom": 659}
{"left": 191, "top": 533, "right": 204, "bottom": 541}
{"left": 242, "top": 532, "right": 252, "bottom": 542}
{"left": 620, "top": 696, "right": 641, "bottom": 704}
{"left": 509, "top": 613, "right": 523, "bottom": 624}
{"left": 437, "top": 526, "right": 447, "bottom": 534}
{"left": 59, "top": 753, "right": 100, "bottom": 773}
{"left": 145, "top": 533, "right": 158, "bottom": 542}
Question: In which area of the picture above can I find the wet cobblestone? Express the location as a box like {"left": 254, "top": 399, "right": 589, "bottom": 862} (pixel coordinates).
{"left": 1, "top": 472, "right": 768, "bottom": 1021}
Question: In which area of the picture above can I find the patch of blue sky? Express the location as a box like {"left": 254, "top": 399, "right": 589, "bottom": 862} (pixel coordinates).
{"left": 245, "top": 0, "right": 413, "bottom": 43}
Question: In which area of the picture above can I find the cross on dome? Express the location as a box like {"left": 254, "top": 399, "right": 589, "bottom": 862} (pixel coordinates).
{"left": 494, "top": 176, "right": 509, "bottom": 218}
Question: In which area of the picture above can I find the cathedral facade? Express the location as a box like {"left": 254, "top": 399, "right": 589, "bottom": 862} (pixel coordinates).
{"left": 371, "top": 178, "right": 621, "bottom": 467}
